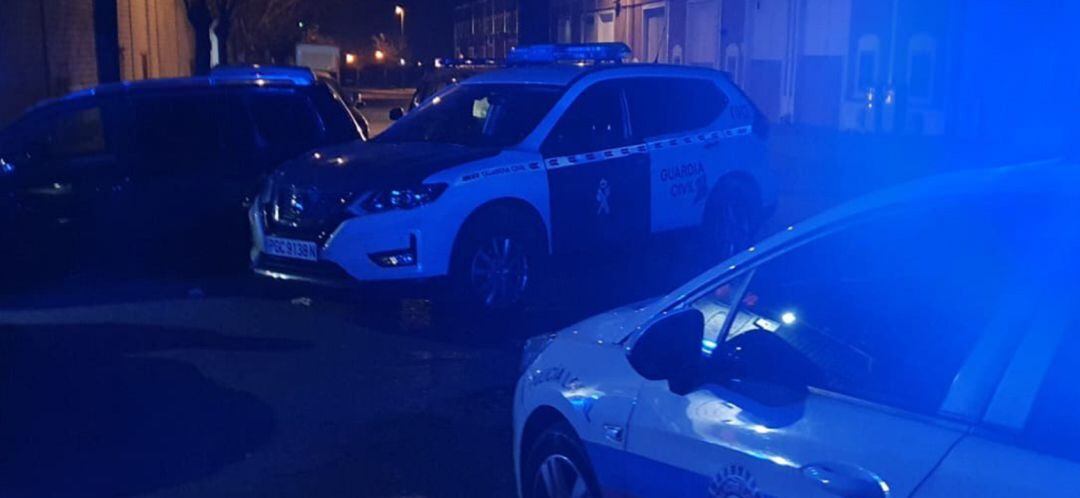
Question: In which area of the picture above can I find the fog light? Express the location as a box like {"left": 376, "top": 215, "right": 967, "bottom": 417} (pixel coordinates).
{"left": 369, "top": 236, "right": 418, "bottom": 268}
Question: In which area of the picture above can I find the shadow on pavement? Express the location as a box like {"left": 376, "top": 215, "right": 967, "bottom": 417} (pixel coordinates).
{"left": 0, "top": 323, "right": 306, "bottom": 497}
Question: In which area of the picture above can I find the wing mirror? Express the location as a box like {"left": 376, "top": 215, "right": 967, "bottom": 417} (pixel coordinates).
{"left": 629, "top": 309, "right": 704, "bottom": 387}
{"left": 388, "top": 107, "right": 405, "bottom": 121}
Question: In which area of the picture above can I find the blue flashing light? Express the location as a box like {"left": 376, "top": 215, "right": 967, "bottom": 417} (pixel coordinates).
{"left": 210, "top": 65, "right": 315, "bottom": 85}
{"left": 433, "top": 57, "right": 498, "bottom": 69}
{"left": 508, "top": 43, "right": 631, "bottom": 65}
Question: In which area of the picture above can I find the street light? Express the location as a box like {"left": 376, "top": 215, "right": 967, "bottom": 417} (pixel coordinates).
{"left": 345, "top": 53, "right": 358, "bottom": 85}
{"left": 345, "top": 53, "right": 357, "bottom": 65}
{"left": 394, "top": 5, "right": 405, "bottom": 36}
{"left": 399, "top": 57, "right": 407, "bottom": 66}
{"left": 374, "top": 50, "right": 385, "bottom": 62}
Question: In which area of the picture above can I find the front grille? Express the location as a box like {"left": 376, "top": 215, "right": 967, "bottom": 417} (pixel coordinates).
{"left": 264, "top": 183, "right": 355, "bottom": 244}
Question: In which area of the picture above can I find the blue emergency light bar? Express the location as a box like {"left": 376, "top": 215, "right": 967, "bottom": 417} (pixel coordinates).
{"left": 210, "top": 65, "right": 316, "bottom": 85}
{"left": 433, "top": 57, "right": 498, "bottom": 69}
{"left": 507, "top": 43, "right": 631, "bottom": 65}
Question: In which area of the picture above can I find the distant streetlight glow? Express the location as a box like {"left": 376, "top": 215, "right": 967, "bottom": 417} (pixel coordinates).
{"left": 394, "top": 5, "right": 406, "bottom": 35}
{"left": 345, "top": 53, "right": 357, "bottom": 65}
{"left": 399, "top": 57, "right": 407, "bottom": 66}
{"left": 374, "top": 50, "right": 385, "bottom": 62}
{"left": 781, "top": 312, "right": 797, "bottom": 325}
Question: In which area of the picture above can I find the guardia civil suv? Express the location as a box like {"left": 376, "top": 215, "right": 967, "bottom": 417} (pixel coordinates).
{"left": 250, "top": 44, "right": 776, "bottom": 309}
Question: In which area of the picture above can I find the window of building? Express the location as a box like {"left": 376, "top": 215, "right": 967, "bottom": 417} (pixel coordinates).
{"left": 907, "top": 33, "right": 937, "bottom": 103}
{"left": 852, "top": 34, "right": 880, "bottom": 99}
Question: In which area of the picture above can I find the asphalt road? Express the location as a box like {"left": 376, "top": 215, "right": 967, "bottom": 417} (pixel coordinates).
{"left": 0, "top": 228, "right": 717, "bottom": 498}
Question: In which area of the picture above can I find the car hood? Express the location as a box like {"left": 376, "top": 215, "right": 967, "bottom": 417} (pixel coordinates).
{"left": 273, "top": 141, "right": 499, "bottom": 193}
{"left": 557, "top": 297, "right": 661, "bottom": 346}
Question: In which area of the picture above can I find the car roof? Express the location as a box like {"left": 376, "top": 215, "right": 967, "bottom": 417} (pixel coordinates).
{"left": 463, "top": 62, "right": 729, "bottom": 87}
{"left": 26, "top": 67, "right": 316, "bottom": 113}
{"left": 655, "top": 159, "right": 1079, "bottom": 318}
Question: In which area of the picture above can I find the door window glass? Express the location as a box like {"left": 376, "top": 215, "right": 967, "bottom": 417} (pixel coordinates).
{"left": 132, "top": 94, "right": 225, "bottom": 176}
{"left": 706, "top": 196, "right": 1066, "bottom": 415}
{"left": 245, "top": 91, "right": 324, "bottom": 156}
{"left": 624, "top": 77, "right": 727, "bottom": 138}
{"left": 543, "top": 81, "right": 629, "bottom": 156}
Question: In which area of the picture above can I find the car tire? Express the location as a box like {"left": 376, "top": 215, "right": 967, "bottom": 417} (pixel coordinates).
{"left": 449, "top": 208, "right": 544, "bottom": 314}
{"left": 703, "top": 178, "right": 760, "bottom": 260}
{"left": 522, "top": 421, "right": 602, "bottom": 498}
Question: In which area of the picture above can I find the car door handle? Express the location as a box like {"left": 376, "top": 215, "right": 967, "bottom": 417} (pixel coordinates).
{"left": 801, "top": 463, "right": 888, "bottom": 498}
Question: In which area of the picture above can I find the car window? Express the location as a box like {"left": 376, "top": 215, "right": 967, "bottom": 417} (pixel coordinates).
{"left": 244, "top": 90, "right": 325, "bottom": 158}
{"left": 131, "top": 93, "right": 227, "bottom": 175}
{"left": 13, "top": 106, "right": 109, "bottom": 161}
{"left": 543, "top": 80, "right": 630, "bottom": 156}
{"left": 624, "top": 77, "right": 727, "bottom": 138}
{"left": 704, "top": 196, "right": 1068, "bottom": 416}
{"left": 377, "top": 83, "right": 561, "bottom": 148}
{"left": 307, "top": 85, "right": 361, "bottom": 145}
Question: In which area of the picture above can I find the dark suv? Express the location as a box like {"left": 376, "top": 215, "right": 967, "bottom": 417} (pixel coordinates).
{"left": 0, "top": 67, "right": 363, "bottom": 272}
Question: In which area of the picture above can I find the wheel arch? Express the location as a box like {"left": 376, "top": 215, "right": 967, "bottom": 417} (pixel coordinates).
{"left": 518, "top": 405, "right": 575, "bottom": 484}
{"left": 708, "top": 170, "right": 765, "bottom": 224}
{"left": 452, "top": 197, "right": 551, "bottom": 258}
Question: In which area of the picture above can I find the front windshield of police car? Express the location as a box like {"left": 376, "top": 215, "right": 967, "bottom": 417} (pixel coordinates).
{"left": 376, "top": 83, "right": 561, "bottom": 148}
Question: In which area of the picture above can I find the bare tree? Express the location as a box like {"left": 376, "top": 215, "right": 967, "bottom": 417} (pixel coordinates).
{"left": 182, "top": 0, "right": 213, "bottom": 74}
{"left": 232, "top": 0, "right": 309, "bottom": 63}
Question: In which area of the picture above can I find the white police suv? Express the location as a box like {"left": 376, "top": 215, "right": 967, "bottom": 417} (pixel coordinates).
{"left": 514, "top": 161, "right": 1080, "bottom": 498}
{"left": 250, "top": 44, "right": 775, "bottom": 309}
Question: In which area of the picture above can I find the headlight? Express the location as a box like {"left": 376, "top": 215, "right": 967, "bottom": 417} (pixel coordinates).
{"left": 521, "top": 333, "right": 556, "bottom": 374}
{"left": 358, "top": 183, "right": 448, "bottom": 213}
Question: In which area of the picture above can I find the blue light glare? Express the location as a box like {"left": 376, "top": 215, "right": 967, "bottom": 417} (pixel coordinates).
{"left": 781, "top": 312, "right": 797, "bottom": 325}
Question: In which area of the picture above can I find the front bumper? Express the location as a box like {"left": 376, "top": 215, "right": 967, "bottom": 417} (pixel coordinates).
{"left": 249, "top": 201, "right": 456, "bottom": 285}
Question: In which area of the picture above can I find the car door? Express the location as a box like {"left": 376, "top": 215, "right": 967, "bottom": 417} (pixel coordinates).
{"left": 6, "top": 99, "right": 127, "bottom": 235}
{"left": 623, "top": 77, "right": 729, "bottom": 233}
{"left": 912, "top": 198, "right": 1080, "bottom": 497}
{"left": 915, "top": 327, "right": 1080, "bottom": 498}
{"left": 543, "top": 79, "right": 649, "bottom": 253}
{"left": 622, "top": 201, "right": 1031, "bottom": 498}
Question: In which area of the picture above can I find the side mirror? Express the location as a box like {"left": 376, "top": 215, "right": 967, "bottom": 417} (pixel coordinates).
{"left": 629, "top": 309, "right": 704, "bottom": 383}
{"left": 718, "top": 329, "right": 817, "bottom": 405}
{"left": 388, "top": 107, "right": 405, "bottom": 121}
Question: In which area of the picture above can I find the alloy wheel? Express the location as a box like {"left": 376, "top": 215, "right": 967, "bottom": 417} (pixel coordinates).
{"left": 468, "top": 235, "right": 529, "bottom": 308}
{"left": 531, "top": 454, "right": 590, "bottom": 498}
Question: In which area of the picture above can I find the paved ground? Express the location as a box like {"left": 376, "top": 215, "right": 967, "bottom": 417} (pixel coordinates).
{"left": 2, "top": 96, "right": 964, "bottom": 497}
{"left": 354, "top": 88, "right": 414, "bottom": 137}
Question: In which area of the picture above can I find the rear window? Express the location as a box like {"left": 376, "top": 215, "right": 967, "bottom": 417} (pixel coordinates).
{"left": 624, "top": 77, "right": 727, "bottom": 138}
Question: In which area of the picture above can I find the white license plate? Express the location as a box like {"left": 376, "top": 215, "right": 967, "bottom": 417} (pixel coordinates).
{"left": 264, "top": 236, "right": 318, "bottom": 262}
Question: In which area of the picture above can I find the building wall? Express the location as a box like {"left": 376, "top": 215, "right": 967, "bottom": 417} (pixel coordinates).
{"left": 454, "top": 0, "right": 519, "bottom": 59}
{"left": 0, "top": 0, "right": 100, "bottom": 124}
{"left": 0, "top": 0, "right": 195, "bottom": 125}
{"left": 117, "top": 0, "right": 194, "bottom": 80}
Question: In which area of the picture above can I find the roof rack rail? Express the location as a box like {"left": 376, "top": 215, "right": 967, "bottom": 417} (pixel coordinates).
{"left": 507, "top": 43, "right": 631, "bottom": 66}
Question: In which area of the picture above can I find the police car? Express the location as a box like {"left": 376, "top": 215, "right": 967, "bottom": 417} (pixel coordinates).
{"left": 250, "top": 44, "right": 775, "bottom": 309}
{"left": 513, "top": 161, "right": 1080, "bottom": 498}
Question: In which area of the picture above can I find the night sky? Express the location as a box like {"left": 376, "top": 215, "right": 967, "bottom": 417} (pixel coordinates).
{"left": 313, "top": 0, "right": 455, "bottom": 62}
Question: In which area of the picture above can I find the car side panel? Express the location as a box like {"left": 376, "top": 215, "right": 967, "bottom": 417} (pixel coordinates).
{"left": 914, "top": 436, "right": 1080, "bottom": 497}
{"left": 517, "top": 337, "right": 645, "bottom": 497}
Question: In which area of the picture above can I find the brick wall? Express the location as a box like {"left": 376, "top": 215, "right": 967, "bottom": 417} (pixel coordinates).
{"left": 0, "top": 0, "right": 99, "bottom": 125}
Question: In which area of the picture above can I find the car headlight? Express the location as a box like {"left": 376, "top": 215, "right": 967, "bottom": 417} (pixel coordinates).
{"left": 358, "top": 183, "right": 448, "bottom": 213}
{"left": 521, "top": 333, "right": 556, "bottom": 374}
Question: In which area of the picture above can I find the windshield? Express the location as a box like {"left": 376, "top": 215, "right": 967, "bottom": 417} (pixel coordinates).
{"left": 376, "top": 83, "right": 561, "bottom": 147}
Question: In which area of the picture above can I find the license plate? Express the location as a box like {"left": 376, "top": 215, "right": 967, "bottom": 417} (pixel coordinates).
{"left": 264, "top": 236, "right": 318, "bottom": 262}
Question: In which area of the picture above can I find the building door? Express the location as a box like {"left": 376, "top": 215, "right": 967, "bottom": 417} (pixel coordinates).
{"left": 643, "top": 6, "right": 667, "bottom": 62}
{"left": 685, "top": 0, "right": 720, "bottom": 67}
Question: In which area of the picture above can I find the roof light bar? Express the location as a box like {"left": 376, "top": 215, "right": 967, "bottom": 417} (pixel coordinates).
{"left": 507, "top": 43, "right": 631, "bottom": 65}
{"left": 433, "top": 57, "right": 499, "bottom": 69}
{"left": 210, "top": 65, "right": 316, "bottom": 85}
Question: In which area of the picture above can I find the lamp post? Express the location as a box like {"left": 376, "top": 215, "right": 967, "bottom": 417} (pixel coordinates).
{"left": 394, "top": 5, "right": 405, "bottom": 37}
{"left": 345, "top": 52, "right": 358, "bottom": 85}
